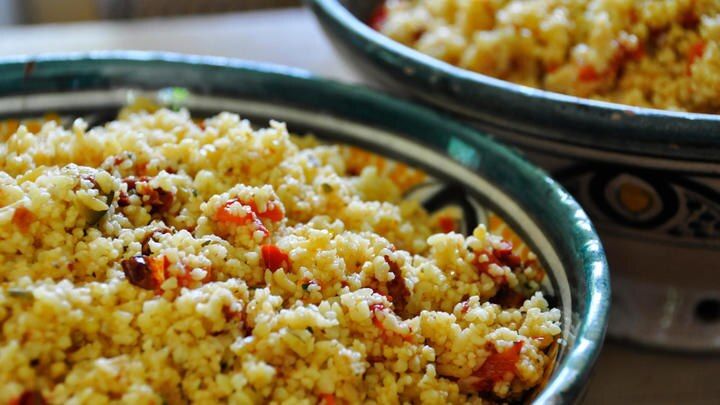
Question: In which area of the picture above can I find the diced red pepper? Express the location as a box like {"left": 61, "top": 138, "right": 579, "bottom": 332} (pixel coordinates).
{"left": 147, "top": 255, "right": 168, "bottom": 287}
{"left": 217, "top": 198, "right": 283, "bottom": 237}
{"left": 578, "top": 64, "right": 601, "bottom": 81}
{"left": 320, "top": 393, "right": 336, "bottom": 405}
{"left": 12, "top": 206, "right": 34, "bottom": 233}
{"left": 686, "top": 40, "right": 706, "bottom": 75}
{"left": 368, "top": 3, "right": 388, "bottom": 30}
{"left": 493, "top": 240, "right": 513, "bottom": 257}
{"left": 492, "top": 241, "right": 523, "bottom": 268}
{"left": 217, "top": 199, "right": 270, "bottom": 237}
{"left": 223, "top": 303, "right": 245, "bottom": 323}
{"left": 193, "top": 118, "right": 206, "bottom": 130}
{"left": 369, "top": 303, "right": 387, "bottom": 330}
{"left": 217, "top": 199, "right": 254, "bottom": 224}
{"left": 137, "top": 161, "right": 149, "bottom": 176}
{"left": 261, "top": 244, "right": 291, "bottom": 272}
{"left": 471, "top": 341, "right": 524, "bottom": 393}
{"left": 473, "top": 240, "right": 523, "bottom": 276}
{"left": 629, "top": 8, "right": 639, "bottom": 24}
{"left": 545, "top": 62, "right": 560, "bottom": 73}
{"left": 438, "top": 216, "right": 456, "bottom": 233}
{"left": 246, "top": 200, "right": 284, "bottom": 222}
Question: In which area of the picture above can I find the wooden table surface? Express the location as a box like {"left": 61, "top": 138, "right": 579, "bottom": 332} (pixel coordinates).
{"left": 1, "top": 7, "right": 719, "bottom": 404}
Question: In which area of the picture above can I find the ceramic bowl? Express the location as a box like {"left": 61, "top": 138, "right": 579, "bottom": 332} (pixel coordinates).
{"left": 0, "top": 52, "right": 608, "bottom": 403}
{"left": 308, "top": 0, "right": 720, "bottom": 350}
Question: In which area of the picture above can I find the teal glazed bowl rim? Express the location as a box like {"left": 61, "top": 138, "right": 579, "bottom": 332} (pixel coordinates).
{"left": 0, "top": 52, "right": 609, "bottom": 404}
{"left": 308, "top": 0, "right": 720, "bottom": 163}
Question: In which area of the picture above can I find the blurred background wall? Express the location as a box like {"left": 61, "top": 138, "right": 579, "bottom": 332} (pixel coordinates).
{"left": 1, "top": 0, "right": 302, "bottom": 25}
{"left": 0, "top": 0, "right": 20, "bottom": 25}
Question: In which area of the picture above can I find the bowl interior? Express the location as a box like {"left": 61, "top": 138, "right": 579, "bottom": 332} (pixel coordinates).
{"left": 0, "top": 52, "right": 609, "bottom": 403}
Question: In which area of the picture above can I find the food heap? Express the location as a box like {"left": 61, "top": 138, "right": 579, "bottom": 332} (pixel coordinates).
{"left": 0, "top": 107, "right": 560, "bottom": 403}
{"left": 374, "top": 0, "right": 720, "bottom": 113}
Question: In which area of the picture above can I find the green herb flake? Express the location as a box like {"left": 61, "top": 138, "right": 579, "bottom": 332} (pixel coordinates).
{"left": 87, "top": 190, "right": 115, "bottom": 227}
{"left": 301, "top": 283, "right": 311, "bottom": 291}
{"left": 321, "top": 183, "right": 334, "bottom": 193}
{"left": 158, "top": 87, "right": 191, "bottom": 111}
{"left": 8, "top": 288, "right": 34, "bottom": 300}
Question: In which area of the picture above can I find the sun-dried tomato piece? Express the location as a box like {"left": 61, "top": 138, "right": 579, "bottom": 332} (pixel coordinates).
{"left": 120, "top": 177, "right": 174, "bottom": 214}
{"left": 385, "top": 256, "right": 410, "bottom": 314}
{"left": 474, "top": 240, "right": 523, "bottom": 276}
{"left": 121, "top": 255, "right": 166, "bottom": 290}
{"left": 471, "top": 341, "right": 524, "bottom": 393}
{"left": 142, "top": 185, "right": 174, "bottom": 214}
{"left": 140, "top": 228, "right": 172, "bottom": 256}
{"left": 9, "top": 389, "right": 47, "bottom": 405}
{"left": 686, "top": 40, "right": 706, "bottom": 75}
{"left": 12, "top": 206, "right": 34, "bottom": 233}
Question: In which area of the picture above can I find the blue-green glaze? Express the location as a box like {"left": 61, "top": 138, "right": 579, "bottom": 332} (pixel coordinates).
{"left": 0, "top": 52, "right": 609, "bottom": 404}
{"left": 308, "top": 0, "right": 720, "bottom": 163}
